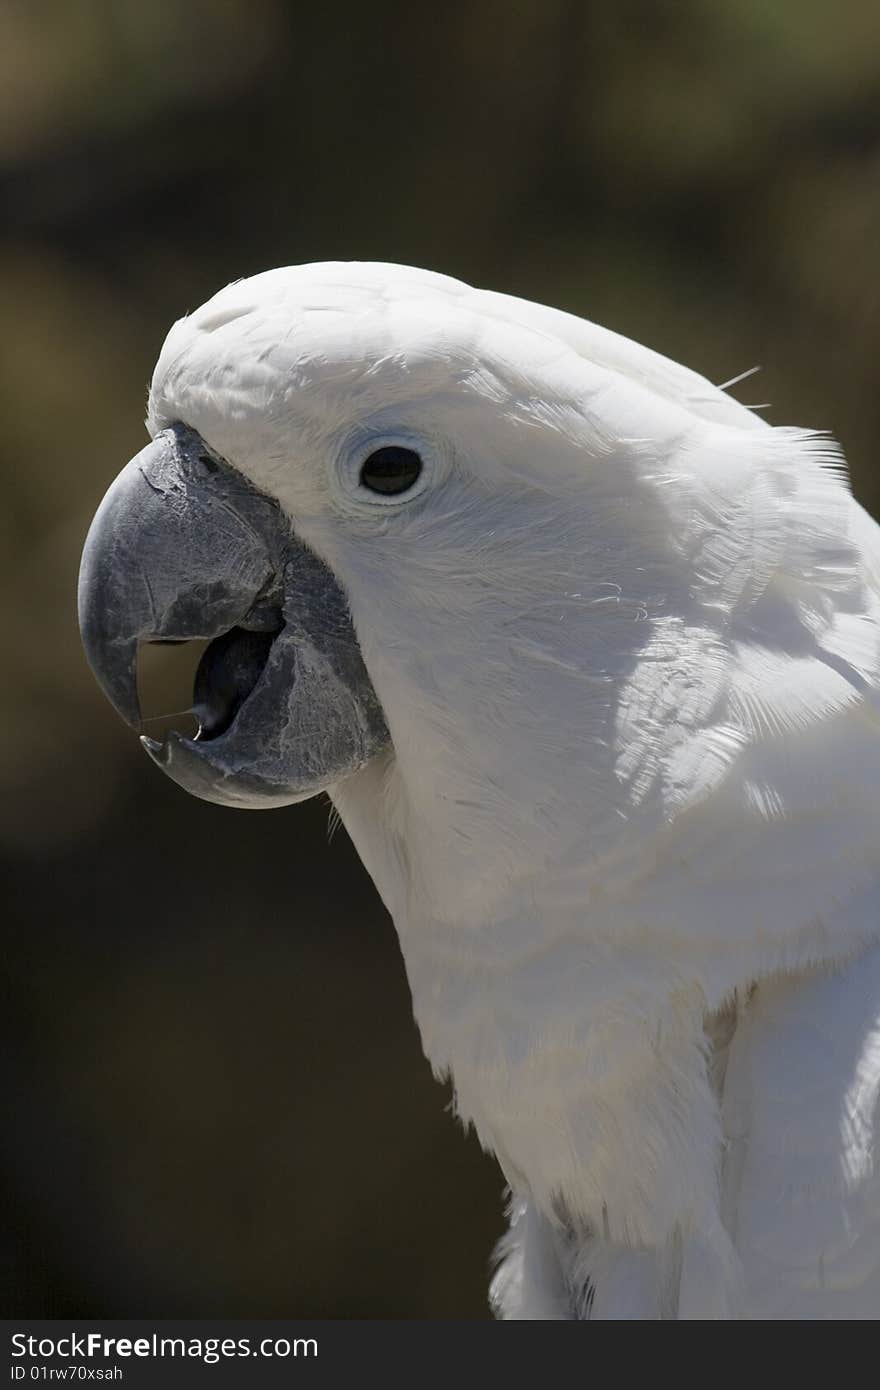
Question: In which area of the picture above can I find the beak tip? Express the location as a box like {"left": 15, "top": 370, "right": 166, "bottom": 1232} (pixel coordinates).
{"left": 140, "top": 734, "right": 167, "bottom": 766}
{"left": 79, "top": 626, "right": 142, "bottom": 729}
{"left": 141, "top": 731, "right": 193, "bottom": 767}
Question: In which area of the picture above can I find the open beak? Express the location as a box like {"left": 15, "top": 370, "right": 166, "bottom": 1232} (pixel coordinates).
{"left": 78, "top": 424, "right": 389, "bottom": 808}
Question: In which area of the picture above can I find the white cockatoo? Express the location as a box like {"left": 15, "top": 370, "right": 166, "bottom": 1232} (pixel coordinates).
{"left": 79, "top": 262, "right": 880, "bottom": 1319}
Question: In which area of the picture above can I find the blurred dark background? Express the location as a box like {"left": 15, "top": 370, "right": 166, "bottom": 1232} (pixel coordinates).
{"left": 3, "top": 0, "right": 880, "bottom": 1318}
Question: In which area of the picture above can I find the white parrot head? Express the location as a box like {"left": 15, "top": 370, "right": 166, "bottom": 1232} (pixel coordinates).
{"left": 80, "top": 261, "right": 840, "bottom": 922}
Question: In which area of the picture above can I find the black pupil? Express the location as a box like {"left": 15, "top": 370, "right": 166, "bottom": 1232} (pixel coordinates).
{"left": 360, "top": 446, "right": 422, "bottom": 495}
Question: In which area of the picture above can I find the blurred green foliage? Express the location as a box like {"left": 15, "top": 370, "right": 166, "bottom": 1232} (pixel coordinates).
{"left": 2, "top": 0, "right": 879, "bottom": 1317}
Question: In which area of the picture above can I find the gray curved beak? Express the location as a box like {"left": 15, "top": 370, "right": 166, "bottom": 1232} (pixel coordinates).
{"left": 78, "top": 426, "right": 283, "bottom": 729}
{"left": 78, "top": 425, "right": 389, "bottom": 808}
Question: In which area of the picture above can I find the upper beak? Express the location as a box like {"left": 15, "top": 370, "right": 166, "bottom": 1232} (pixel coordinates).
{"left": 78, "top": 424, "right": 389, "bottom": 808}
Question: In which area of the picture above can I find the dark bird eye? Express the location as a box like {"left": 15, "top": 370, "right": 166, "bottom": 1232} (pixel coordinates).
{"left": 359, "top": 446, "right": 422, "bottom": 496}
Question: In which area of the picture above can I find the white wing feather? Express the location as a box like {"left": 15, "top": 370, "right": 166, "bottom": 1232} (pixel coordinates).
{"left": 723, "top": 943, "right": 880, "bottom": 1318}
